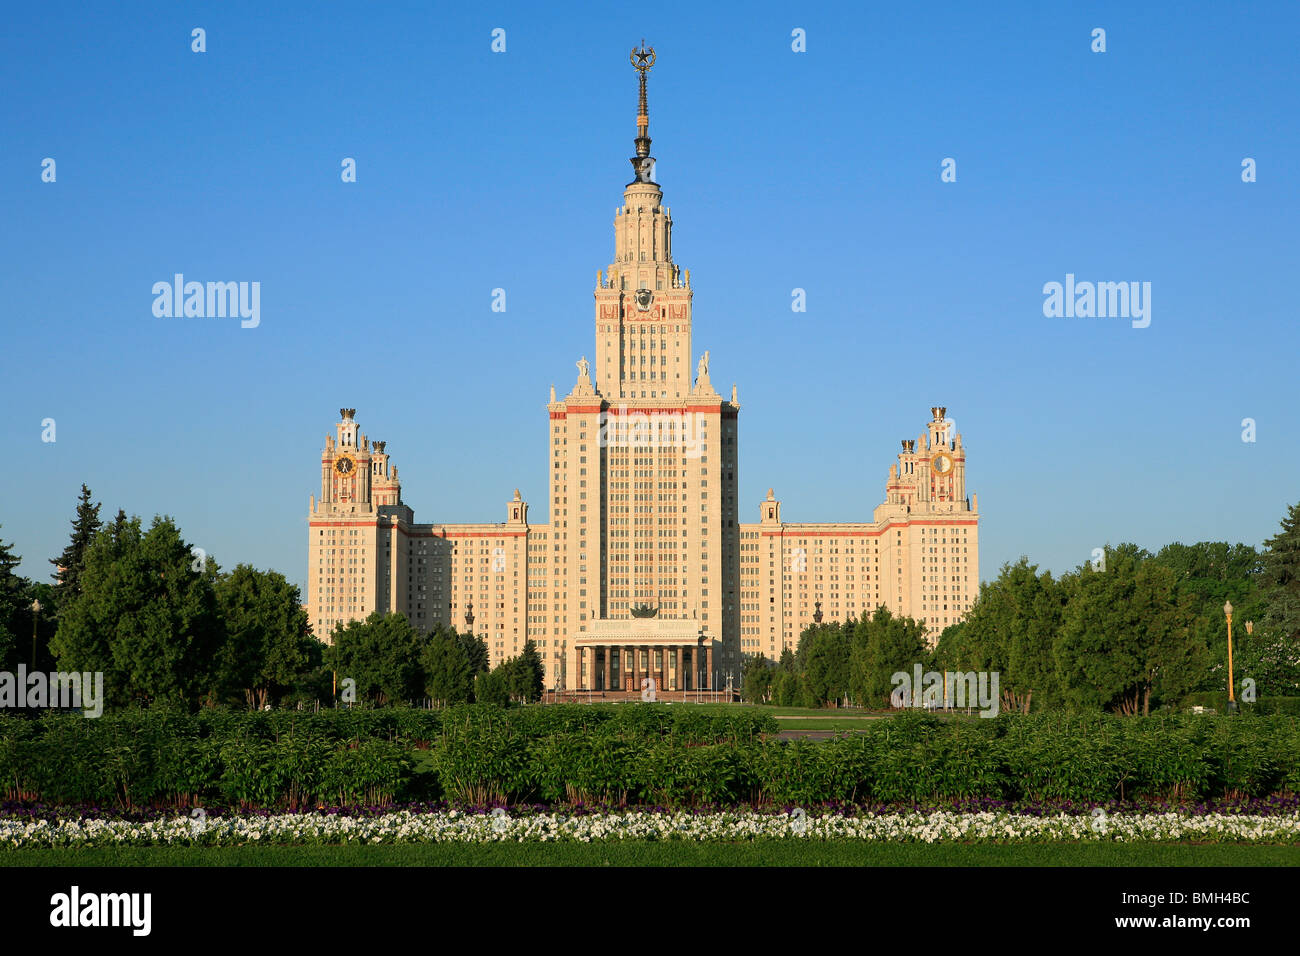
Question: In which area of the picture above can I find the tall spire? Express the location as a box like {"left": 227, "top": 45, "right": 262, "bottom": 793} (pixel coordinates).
{"left": 629, "top": 41, "right": 656, "bottom": 184}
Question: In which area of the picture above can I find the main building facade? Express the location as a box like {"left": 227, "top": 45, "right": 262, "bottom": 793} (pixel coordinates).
{"left": 306, "top": 48, "right": 980, "bottom": 693}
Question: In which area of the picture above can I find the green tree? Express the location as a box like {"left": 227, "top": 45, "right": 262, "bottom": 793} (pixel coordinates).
{"left": 937, "top": 559, "right": 1067, "bottom": 713}
{"left": 213, "top": 564, "right": 322, "bottom": 708}
{"left": 741, "top": 653, "right": 773, "bottom": 703}
{"left": 931, "top": 620, "right": 981, "bottom": 672}
{"left": 49, "top": 484, "right": 102, "bottom": 615}
{"left": 0, "top": 530, "right": 29, "bottom": 669}
{"left": 457, "top": 629, "right": 490, "bottom": 676}
{"left": 1255, "top": 502, "right": 1300, "bottom": 694}
{"left": 1149, "top": 540, "right": 1265, "bottom": 695}
{"left": 770, "top": 669, "right": 799, "bottom": 707}
{"left": 332, "top": 611, "right": 423, "bottom": 706}
{"left": 1054, "top": 546, "right": 1205, "bottom": 714}
{"left": 503, "top": 639, "right": 544, "bottom": 703}
{"left": 50, "top": 515, "right": 224, "bottom": 709}
{"left": 474, "top": 666, "right": 510, "bottom": 707}
{"left": 851, "top": 606, "right": 926, "bottom": 707}
{"left": 797, "top": 623, "right": 850, "bottom": 707}
{"left": 421, "top": 624, "right": 473, "bottom": 706}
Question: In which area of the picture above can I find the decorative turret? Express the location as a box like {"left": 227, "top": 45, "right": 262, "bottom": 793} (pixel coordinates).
{"left": 875, "top": 408, "right": 973, "bottom": 520}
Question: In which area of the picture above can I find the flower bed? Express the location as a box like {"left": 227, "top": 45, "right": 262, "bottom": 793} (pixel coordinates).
{"left": 4, "top": 807, "right": 1299, "bottom": 847}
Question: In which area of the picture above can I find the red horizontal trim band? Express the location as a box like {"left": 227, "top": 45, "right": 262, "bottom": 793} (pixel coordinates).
{"left": 758, "top": 520, "right": 977, "bottom": 538}
{"left": 602, "top": 405, "right": 724, "bottom": 416}
{"left": 416, "top": 530, "right": 528, "bottom": 539}
{"left": 552, "top": 404, "right": 736, "bottom": 417}
{"left": 311, "top": 522, "right": 528, "bottom": 539}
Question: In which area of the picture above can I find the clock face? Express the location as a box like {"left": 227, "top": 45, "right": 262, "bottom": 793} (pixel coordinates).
{"left": 634, "top": 288, "right": 654, "bottom": 311}
{"left": 334, "top": 455, "right": 355, "bottom": 476}
{"left": 931, "top": 453, "right": 954, "bottom": 475}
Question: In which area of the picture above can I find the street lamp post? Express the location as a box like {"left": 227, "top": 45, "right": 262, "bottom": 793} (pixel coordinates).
{"left": 30, "top": 599, "right": 41, "bottom": 668}
{"left": 1224, "top": 600, "right": 1236, "bottom": 714}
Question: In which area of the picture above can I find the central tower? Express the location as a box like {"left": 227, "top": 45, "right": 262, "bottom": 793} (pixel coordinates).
{"left": 594, "top": 43, "right": 694, "bottom": 401}
{"left": 551, "top": 44, "right": 742, "bottom": 691}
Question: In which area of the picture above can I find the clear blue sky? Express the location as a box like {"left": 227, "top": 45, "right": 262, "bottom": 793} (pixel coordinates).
{"left": 2, "top": 1, "right": 1297, "bottom": 595}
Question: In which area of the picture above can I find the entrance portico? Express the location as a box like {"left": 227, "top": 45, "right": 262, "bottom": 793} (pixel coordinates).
{"left": 573, "top": 616, "right": 716, "bottom": 695}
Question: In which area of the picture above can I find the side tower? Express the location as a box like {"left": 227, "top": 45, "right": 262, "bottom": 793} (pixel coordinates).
{"left": 873, "top": 406, "right": 979, "bottom": 638}
{"left": 307, "top": 409, "right": 412, "bottom": 641}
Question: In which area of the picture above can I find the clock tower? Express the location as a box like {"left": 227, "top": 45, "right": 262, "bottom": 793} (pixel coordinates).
{"left": 308, "top": 408, "right": 412, "bottom": 639}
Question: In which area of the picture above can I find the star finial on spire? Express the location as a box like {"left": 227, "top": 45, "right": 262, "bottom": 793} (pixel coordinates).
{"left": 629, "top": 42, "right": 656, "bottom": 180}
{"left": 631, "top": 40, "right": 655, "bottom": 72}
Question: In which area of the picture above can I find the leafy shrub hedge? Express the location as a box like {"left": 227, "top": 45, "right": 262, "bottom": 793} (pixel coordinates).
{"left": 2, "top": 706, "right": 1298, "bottom": 809}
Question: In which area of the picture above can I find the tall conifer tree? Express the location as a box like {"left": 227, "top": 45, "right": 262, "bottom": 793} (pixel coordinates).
{"left": 49, "top": 484, "right": 102, "bottom": 611}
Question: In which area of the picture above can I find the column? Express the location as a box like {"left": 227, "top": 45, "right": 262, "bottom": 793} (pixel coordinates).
{"left": 673, "top": 646, "right": 681, "bottom": 691}
{"left": 629, "top": 644, "right": 637, "bottom": 692}
{"left": 704, "top": 644, "right": 713, "bottom": 689}
{"left": 603, "top": 646, "right": 612, "bottom": 691}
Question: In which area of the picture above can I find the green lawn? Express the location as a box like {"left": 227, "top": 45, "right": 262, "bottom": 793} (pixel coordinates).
{"left": 774, "top": 719, "right": 881, "bottom": 731}
{"left": 3, "top": 842, "right": 1295, "bottom": 867}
